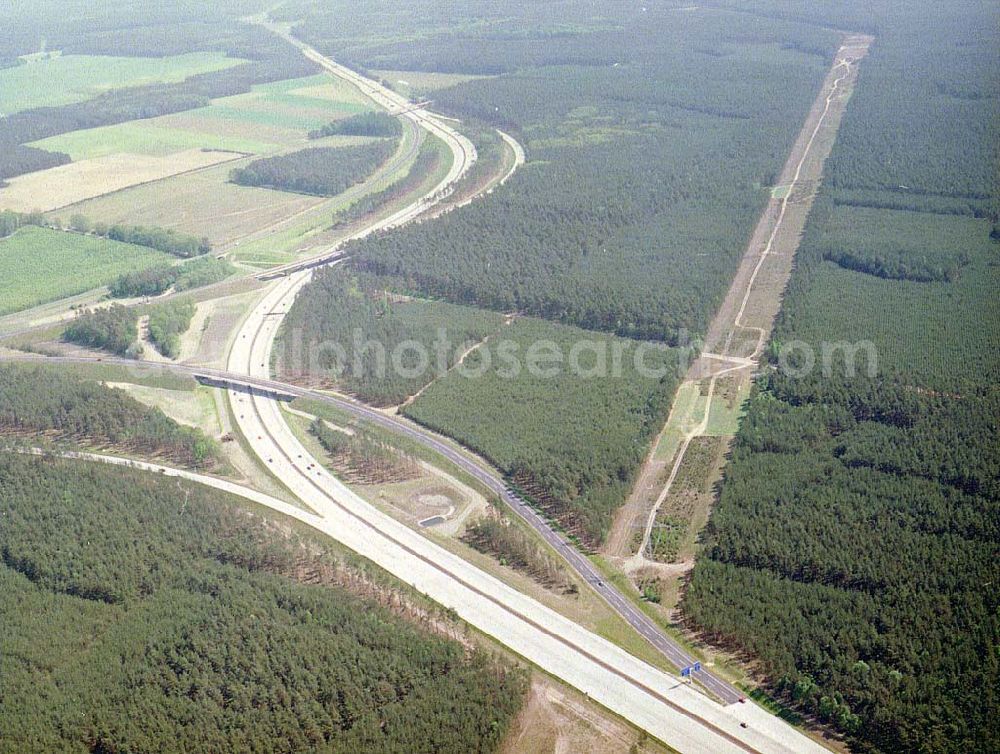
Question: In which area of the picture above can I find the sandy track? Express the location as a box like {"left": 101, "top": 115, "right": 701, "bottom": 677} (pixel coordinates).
{"left": 606, "top": 36, "right": 873, "bottom": 562}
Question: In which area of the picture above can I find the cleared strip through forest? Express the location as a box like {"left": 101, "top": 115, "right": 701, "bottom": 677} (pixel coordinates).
{"left": 606, "top": 35, "right": 873, "bottom": 561}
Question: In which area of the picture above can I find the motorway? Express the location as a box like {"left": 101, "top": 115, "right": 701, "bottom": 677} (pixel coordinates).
{"left": 221, "top": 24, "right": 825, "bottom": 754}
{"left": 243, "top": 20, "right": 745, "bottom": 706}
{"left": 0, "top": 24, "right": 834, "bottom": 754}
{"left": 6, "top": 348, "right": 751, "bottom": 708}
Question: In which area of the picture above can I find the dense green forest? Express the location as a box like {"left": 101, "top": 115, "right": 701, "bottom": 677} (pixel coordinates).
{"left": 147, "top": 298, "right": 195, "bottom": 358}
{"left": 0, "top": 365, "right": 218, "bottom": 467}
{"left": 275, "top": 266, "right": 503, "bottom": 405}
{"left": 310, "top": 111, "right": 402, "bottom": 139}
{"left": 405, "top": 317, "right": 682, "bottom": 544}
{"left": 685, "top": 2, "right": 1000, "bottom": 752}
{"left": 276, "top": 0, "right": 624, "bottom": 76}
{"left": 0, "top": 453, "right": 526, "bottom": 753}
{"left": 808, "top": 199, "right": 973, "bottom": 283}
{"left": 63, "top": 304, "right": 142, "bottom": 357}
{"left": 110, "top": 256, "right": 235, "bottom": 298}
{"left": 231, "top": 141, "right": 396, "bottom": 196}
{"left": 293, "top": 2, "right": 839, "bottom": 343}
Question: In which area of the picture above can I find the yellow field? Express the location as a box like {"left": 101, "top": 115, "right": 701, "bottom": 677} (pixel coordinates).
{"left": 11, "top": 73, "right": 387, "bottom": 243}
{"left": 64, "top": 161, "right": 325, "bottom": 244}
{"left": 0, "top": 149, "right": 244, "bottom": 213}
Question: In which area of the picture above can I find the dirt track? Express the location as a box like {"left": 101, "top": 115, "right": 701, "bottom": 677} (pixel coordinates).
{"left": 604, "top": 34, "right": 873, "bottom": 560}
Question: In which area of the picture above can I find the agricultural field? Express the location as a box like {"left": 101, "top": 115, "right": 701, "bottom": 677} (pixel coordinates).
{"left": 0, "top": 149, "right": 244, "bottom": 213}
{"left": 188, "top": 74, "right": 372, "bottom": 133}
{"left": 27, "top": 121, "right": 273, "bottom": 161}
{"left": 29, "top": 74, "right": 374, "bottom": 160}
{"left": 17, "top": 73, "right": 394, "bottom": 247}
{"left": 64, "top": 161, "right": 326, "bottom": 246}
{"left": 0, "top": 51, "right": 244, "bottom": 115}
{"left": 0, "top": 226, "right": 174, "bottom": 316}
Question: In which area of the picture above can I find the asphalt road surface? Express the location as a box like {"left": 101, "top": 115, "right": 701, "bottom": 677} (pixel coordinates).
{"left": 0, "top": 24, "right": 836, "bottom": 753}
{"left": 215, "top": 26, "right": 827, "bottom": 753}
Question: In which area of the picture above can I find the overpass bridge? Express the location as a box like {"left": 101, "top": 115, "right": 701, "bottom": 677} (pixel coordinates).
{"left": 194, "top": 373, "right": 298, "bottom": 402}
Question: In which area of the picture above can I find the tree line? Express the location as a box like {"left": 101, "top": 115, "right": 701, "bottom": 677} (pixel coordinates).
{"left": 309, "top": 111, "right": 402, "bottom": 139}
{"left": 109, "top": 256, "right": 234, "bottom": 298}
{"left": 2, "top": 209, "right": 211, "bottom": 258}
{"left": 100, "top": 221, "right": 210, "bottom": 258}
{"left": 0, "top": 364, "right": 219, "bottom": 468}
{"left": 230, "top": 141, "right": 396, "bottom": 197}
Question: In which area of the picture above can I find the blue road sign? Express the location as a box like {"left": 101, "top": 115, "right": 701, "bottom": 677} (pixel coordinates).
{"left": 681, "top": 666, "right": 691, "bottom": 677}
{"left": 693, "top": 661, "right": 701, "bottom": 672}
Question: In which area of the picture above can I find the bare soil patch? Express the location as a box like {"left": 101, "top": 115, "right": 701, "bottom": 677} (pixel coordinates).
{"left": 500, "top": 676, "right": 669, "bottom": 754}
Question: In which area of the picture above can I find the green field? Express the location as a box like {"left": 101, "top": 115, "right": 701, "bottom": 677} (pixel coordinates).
{"left": 176, "top": 73, "right": 374, "bottom": 133}
{"left": 0, "top": 52, "right": 243, "bottom": 115}
{"left": 28, "top": 74, "right": 375, "bottom": 160}
{"left": 704, "top": 377, "right": 751, "bottom": 437}
{"left": 29, "top": 121, "right": 276, "bottom": 161}
{"left": 0, "top": 226, "right": 175, "bottom": 315}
